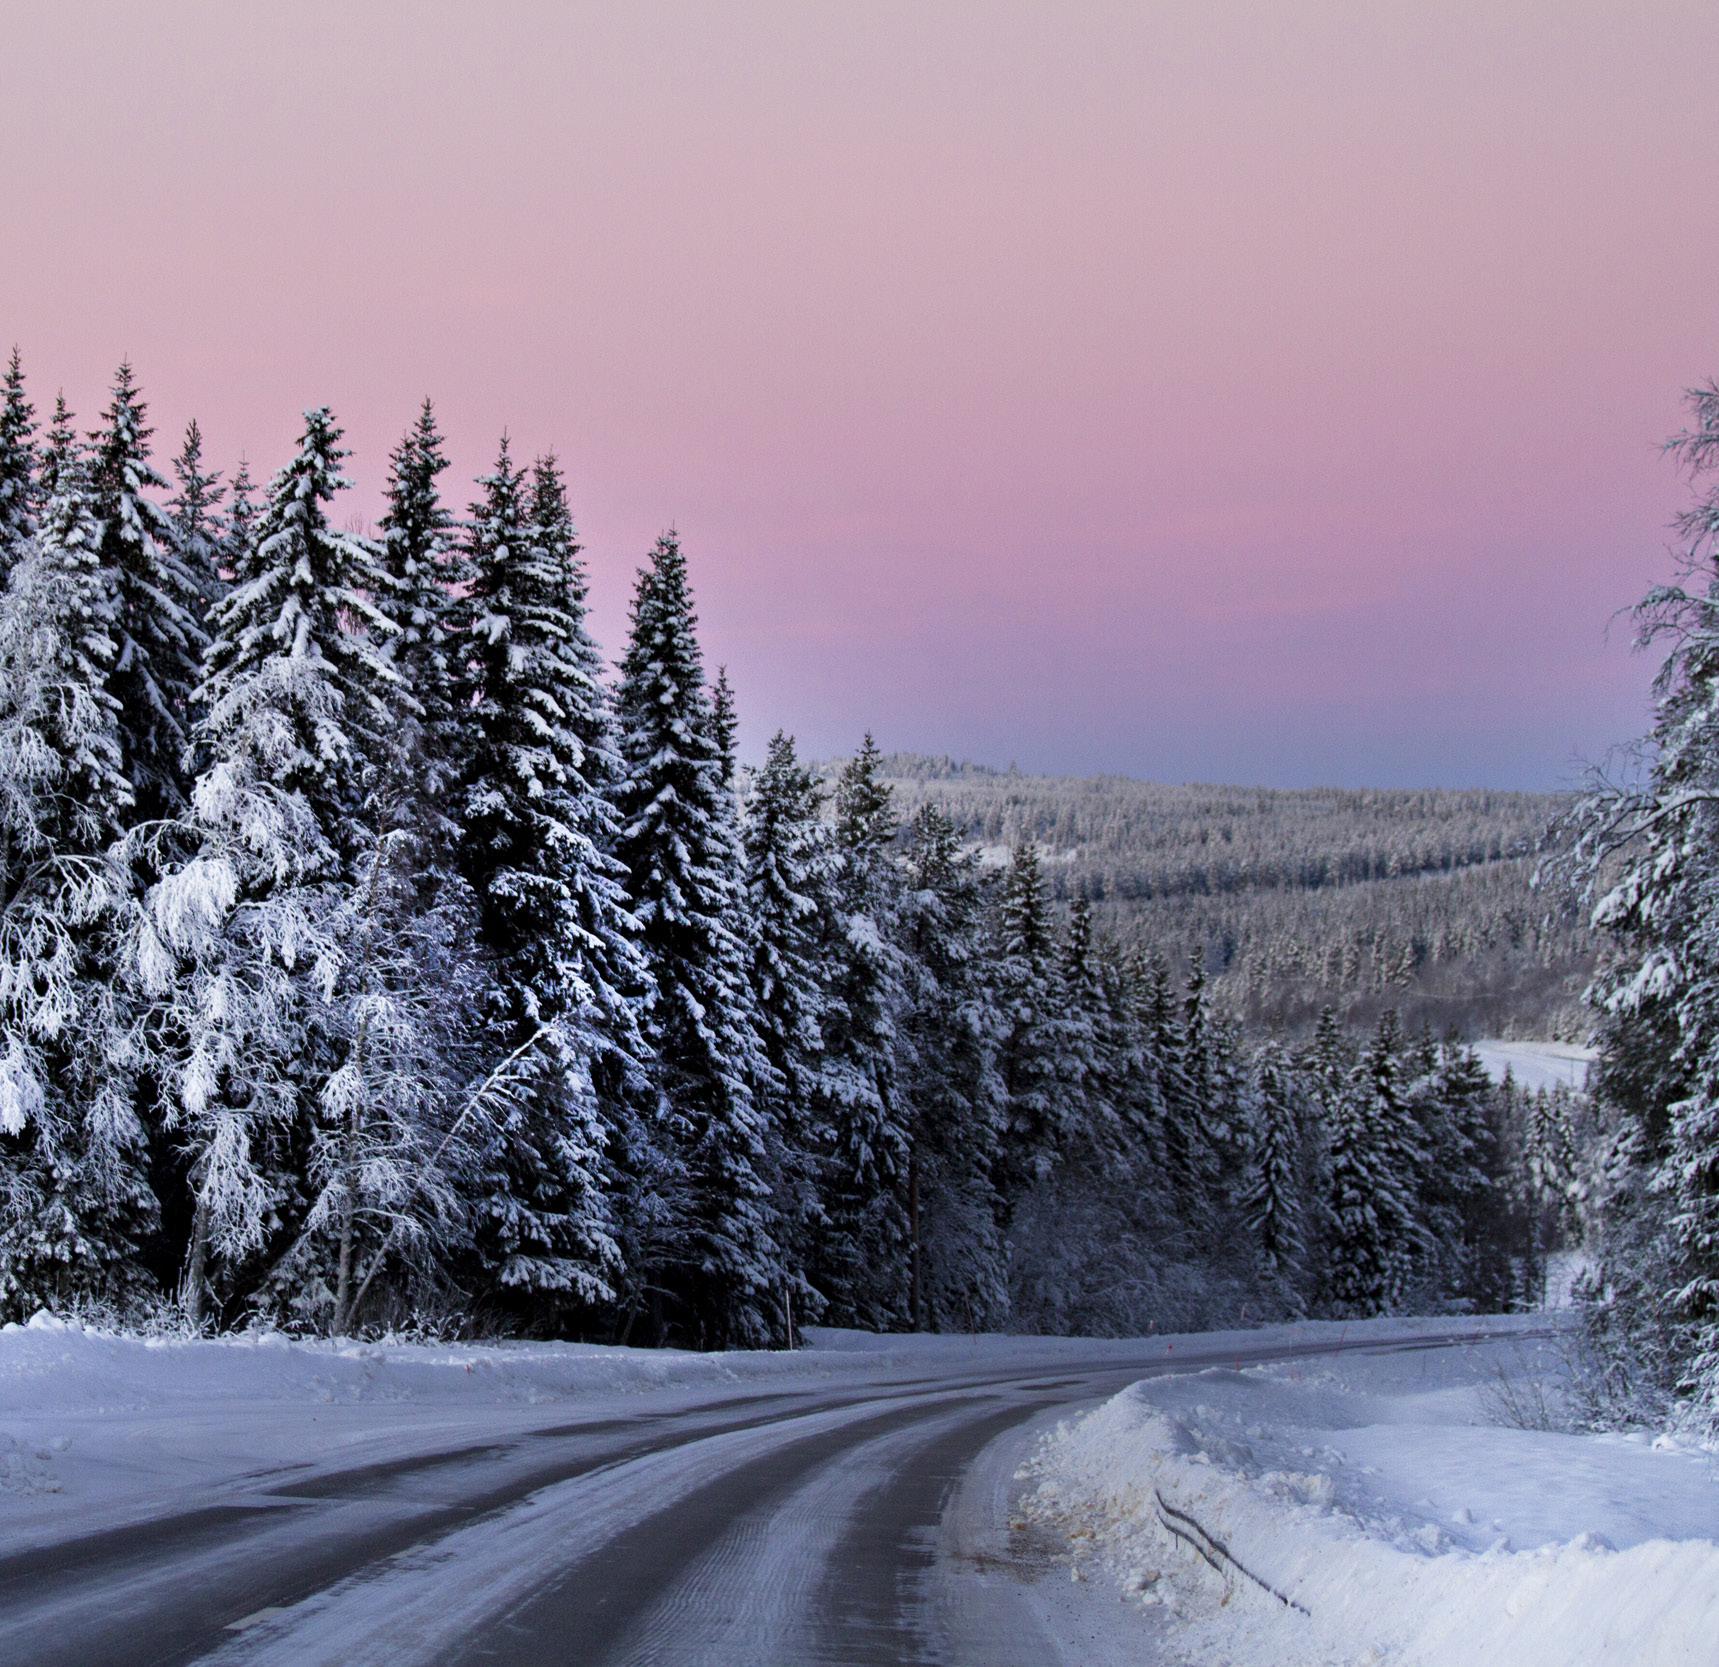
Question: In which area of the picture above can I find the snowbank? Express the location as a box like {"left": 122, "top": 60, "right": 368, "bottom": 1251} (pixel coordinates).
{"left": 1022, "top": 1333, "right": 1719, "bottom": 1666}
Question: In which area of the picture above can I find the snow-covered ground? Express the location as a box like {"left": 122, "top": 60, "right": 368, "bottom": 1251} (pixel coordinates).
{"left": 0, "top": 1311, "right": 1293, "bottom": 1548}
{"left": 1471, "top": 1038, "right": 1597, "bottom": 1093}
{"left": 7, "top": 1311, "right": 1707, "bottom": 1664}
{"left": 1021, "top": 1328, "right": 1718, "bottom": 1665}
{"left": 0, "top": 1311, "right": 1529, "bottom": 1551}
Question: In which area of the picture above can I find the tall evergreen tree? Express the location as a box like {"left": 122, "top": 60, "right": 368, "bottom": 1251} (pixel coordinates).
{"left": 813, "top": 735, "right": 911, "bottom": 1325}
{"left": 1243, "top": 1039, "right": 1307, "bottom": 1314}
{"left": 88, "top": 364, "right": 211, "bottom": 823}
{"left": 995, "top": 841, "right": 1068, "bottom": 1195}
{"left": 452, "top": 443, "right": 649, "bottom": 1322}
{"left": 379, "top": 401, "right": 463, "bottom": 791}
{"left": 615, "top": 532, "right": 777, "bottom": 1345}
{"left": 1321, "top": 1012, "right": 1419, "bottom": 1316}
{"left": 742, "top": 730, "right": 834, "bottom": 1323}
{"left": 0, "top": 458, "right": 154, "bottom": 1317}
{"left": 0, "top": 348, "right": 37, "bottom": 572}
{"left": 167, "top": 418, "right": 226, "bottom": 620}
{"left": 898, "top": 803, "right": 1006, "bottom": 1329}
{"left": 197, "top": 406, "right": 399, "bottom": 868}
{"left": 36, "top": 393, "right": 78, "bottom": 509}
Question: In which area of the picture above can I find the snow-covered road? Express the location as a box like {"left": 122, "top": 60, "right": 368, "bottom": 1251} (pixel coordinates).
{"left": 0, "top": 1322, "right": 1523, "bottom": 1666}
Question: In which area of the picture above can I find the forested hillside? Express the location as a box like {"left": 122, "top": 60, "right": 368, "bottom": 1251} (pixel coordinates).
{"left": 853, "top": 757, "right": 1589, "bottom": 1039}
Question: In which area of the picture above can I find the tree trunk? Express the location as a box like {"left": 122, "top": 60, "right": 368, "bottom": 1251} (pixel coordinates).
{"left": 183, "top": 1192, "right": 210, "bottom": 1330}
{"left": 908, "top": 1144, "right": 922, "bottom": 1332}
{"left": 332, "top": 1018, "right": 367, "bottom": 1337}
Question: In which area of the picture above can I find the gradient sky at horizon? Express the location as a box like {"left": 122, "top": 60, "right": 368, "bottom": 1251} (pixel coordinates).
{"left": 3, "top": 2, "right": 1715, "bottom": 789}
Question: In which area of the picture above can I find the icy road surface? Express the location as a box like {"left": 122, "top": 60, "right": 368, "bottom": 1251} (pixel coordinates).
{"left": 0, "top": 1318, "right": 1540, "bottom": 1665}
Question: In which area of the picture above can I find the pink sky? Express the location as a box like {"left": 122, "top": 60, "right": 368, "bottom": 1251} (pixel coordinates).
{"left": 3, "top": 2, "right": 1715, "bottom": 787}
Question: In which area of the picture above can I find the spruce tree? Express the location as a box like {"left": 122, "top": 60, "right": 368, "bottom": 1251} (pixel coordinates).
{"left": 36, "top": 393, "right": 78, "bottom": 508}
{"left": 1321, "top": 1012, "right": 1419, "bottom": 1315}
{"left": 813, "top": 734, "right": 911, "bottom": 1325}
{"left": 0, "top": 348, "right": 37, "bottom": 573}
{"left": 0, "top": 458, "right": 155, "bottom": 1317}
{"left": 167, "top": 418, "right": 226, "bottom": 620}
{"left": 995, "top": 841, "right": 1068, "bottom": 1194}
{"left": 615, "top": 531, "right": 777, "bottom": 1345}
{"left": 452, "top": 442, "right": 648, "bottom": 1322}
{"left": 742, "top": 730, "right": 834, "bottom": 1321}
{"left": 88, "top": 363, "right": 211, "bottom": 823}
{"left": 379, "top": 401, "right": 463, "bottom": 792}
{"left": 1058, "top": 897, "right": 1108, "bottom": 1140}
{"left": 197, "top": 406, "right": 400, "bottom": 868}
{"left": 1243, "top": 1039, "right": 1307, "bottom": 1314}
{"left": 898, "top": 803, "right": 1006, "bottom": 1329}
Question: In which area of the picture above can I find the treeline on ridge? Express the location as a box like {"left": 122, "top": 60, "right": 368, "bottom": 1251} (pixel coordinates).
{"left": 857, "top": 758, "right": 1592, "bottom": 1040}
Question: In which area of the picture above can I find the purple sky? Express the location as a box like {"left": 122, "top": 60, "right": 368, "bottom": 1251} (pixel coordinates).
{"left": 3, "top": 2, "right": 1716, "bottom": 787}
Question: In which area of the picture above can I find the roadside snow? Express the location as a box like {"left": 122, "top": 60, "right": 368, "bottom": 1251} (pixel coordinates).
{"left": 1022, "top": 1330, "right": 1718, "bottom": 1665}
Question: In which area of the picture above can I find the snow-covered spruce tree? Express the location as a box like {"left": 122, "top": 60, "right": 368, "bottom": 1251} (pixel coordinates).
{"left": 614, "top": 532, "right": 777, "bottom": 1346}
{"left": 199, "top": 407, "right": 399, "bottom": 868}
{"left": 1057, "top": 898, "right": 1108, "bottom": 1138}
{"left": 167, "top": 418, "right": 226, "bottom": 621}
{"left": 1427, "top": 1039, "right": 1518, "bottom": 1311}
{"left": 1320, "top": 1012, "right": 1420, "bottom": 1316}
{"left": 87, "top": 364, "right": 212, "bottom": 825}
{"left": 1243, "top": 1039, "right": 1308, "bottom": 1315}
{"left": 742, "top": 729, "right": 834, "bottom": 1327}
{"left": 222, "top": 458, "right": 258, "bottom": 579}
{"left": 379, "top": 401, "right": 464, "bottom": 797}
{"left": 0, "top": 459, "right": 157, "bottom": 1318}
{"left": 993, "top": 841, "right": 1071, "bottom": 1198}
{"left": 897, "top": 802, "right": 1007, "bottom": 1331}
{"left": 1560, "top": 381, "right": 1719, "bottom": 1420}
{"left": 1149, "top": 950, "right": 1222, "bottom": 1232}
{"left": 0, "top": 348, "right": 37, "bottom": 575}
{"left": 449, "top": 443, "right": 651, "bottom": 1329}
{"left": 36, "top": 393, "right": 78, "bottom": 509}
{"left": 811, "top": 735, "right": 912, "bottom": 1326}
{"left": 131, "top": 408, "right": 405, "bottom": 1324}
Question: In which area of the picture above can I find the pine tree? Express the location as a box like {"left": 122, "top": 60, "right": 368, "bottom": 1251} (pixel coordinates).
{"left": 167, "top": 418, "right": 226, "bottom": 619}
{"left": 995, "top": 841, "right": 1069, "bottom": 1195}
{"left": 1430, "top": 1039, "right": 1515, "bottom": 1311}
{"left": 1565, "top": 381, "right": 1719, "bottom": 1414}
{"left": 1321, "top": 1012, "right": 1419, "bottom": 1316}
{"left": 451, "top": 443, "right": 648, "bottom": 1323}
{"left": 0, "top": 458, "right": 154, "bottom": 1317}
{"left": 898, "top": 803, "right": 1007, "bottom": 1330}
{"left": 1154, "top": 950, "right": 1222, "bottom": 1227}
{"left": 197, "top": 406, "right": 400, "bottom": 869}
{"left": 615, "top": 532, "right": 777, "bottom": 1346}
{"left": 1058, "top": 898, "right": 1107, "bottom": 1138}
{"left": 222, "top": 458, "right": 259, "bottom": 578}
{"left": 813, "top": 735, "right": 911, "bottom": 1325}
{"left": 379, "top": 401, "right": 463, "bottom": 792}
{"left": 36, "top": 393, "right": 78, "bottom": 508}
{"left": 88, "top": 364, "right": 212, "bottom": 823}
{"left": 742, "top": 730, "right": 834, "bottom": 1322}
{"left": 1243, "top": 1039, "right": 1307, "bottom": 1314}
{"left": 0, "top": 348, "right": 37, "bottom": 574}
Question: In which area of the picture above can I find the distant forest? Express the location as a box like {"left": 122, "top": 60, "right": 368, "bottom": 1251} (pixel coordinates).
{"left": 837, "top": 756, "right": 1589, "bottom": 1042}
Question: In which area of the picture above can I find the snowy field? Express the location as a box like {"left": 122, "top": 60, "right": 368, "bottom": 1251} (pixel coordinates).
{"left": 1020, "top": 1328, "right": 1717, "bottom": 1666}
{"left": 1471, "top": 1039, "right": 1597, "bottom": 1093}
